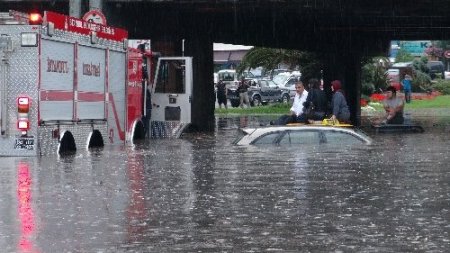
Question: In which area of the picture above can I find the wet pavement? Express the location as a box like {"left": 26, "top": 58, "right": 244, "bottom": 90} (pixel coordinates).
{"left": 1, "top": 115, "right": 450, "bottom": 252}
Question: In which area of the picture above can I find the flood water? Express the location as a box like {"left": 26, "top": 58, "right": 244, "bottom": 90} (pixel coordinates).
{"left": 1, "top": 115, "right": 450, "bottom": 252}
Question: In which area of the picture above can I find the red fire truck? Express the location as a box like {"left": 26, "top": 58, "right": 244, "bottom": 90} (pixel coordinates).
{"left": 0, "top": 10, "right": 193, "bottom": 156}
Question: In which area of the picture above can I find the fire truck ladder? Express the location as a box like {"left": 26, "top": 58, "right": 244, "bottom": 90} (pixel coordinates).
{"left": 0, "top": 10, "right": 30, "bottom": 25}
{"left": 0, "top": 35, "right": 13, "bottom": 135}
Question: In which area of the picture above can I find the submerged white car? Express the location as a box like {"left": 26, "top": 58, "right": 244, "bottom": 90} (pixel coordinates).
{"left": 234, "top": 125, "right": 372, "bottom": 146}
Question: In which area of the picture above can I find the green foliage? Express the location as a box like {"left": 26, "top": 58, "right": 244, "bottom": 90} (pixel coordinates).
{"left": 361, "top": 56, "right": 390, "bottom": 96}
{"left": 215, "top": 96, "right": 450, "bottom": 115}
{"left": 215, "top": 103, "right": 290, "bottom": 115}
{"left": 395, "top": 49, "right": 415, "bottom": 62}
{"left": 236, "top": 47, "right": 323, "bottom": 81}
{"left": 236, "top": 47, "right": 291, "bottom": 74}
{"left": 431, "top": 79, "right": 450, "bottom": 95}
{"left": 411, "top": 57, "right": 432, "bottom": 92}
{"left": 412, "top": 56, "right": 429, "bottom": 73}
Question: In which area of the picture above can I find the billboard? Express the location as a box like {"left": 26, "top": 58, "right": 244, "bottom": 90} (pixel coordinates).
{"left": 399, "top": 41, "right": 431, "bottom": 56}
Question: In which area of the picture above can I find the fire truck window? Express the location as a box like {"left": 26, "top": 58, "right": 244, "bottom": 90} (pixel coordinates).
{"left": 155, "top": 60, "right": 185, "bottom": 93}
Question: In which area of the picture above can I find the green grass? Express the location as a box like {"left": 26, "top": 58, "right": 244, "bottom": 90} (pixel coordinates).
{"left": 215, "top": 103, "right": 291, "bottom": 115}
{"left": 404, "top": 95, "right": 450, "bottom": 108}
{"left": 369, "top": 95, "right": 450, "bottom": 110}
{"left": 216, "top": 95, "right": 450, "bottom": 115}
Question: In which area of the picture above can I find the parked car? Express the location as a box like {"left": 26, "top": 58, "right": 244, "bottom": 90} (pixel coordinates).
{"left": 272, "top": 72, "right": 302, "bottom": 98}
{"left": 226, "top": 79, "right": 291, "bottom": 107}
{"left": 264, "top": 68, "right": 291, "bottom": 79}
{"left": 217, "top": 69, "right": 239, "bottom": 89}
{"left": 248, "top": 79, "right": 291, "bottom": 106}
{"left": 234, "top": 125, "right": 373, "bottom": 146}
{"left": 426, "top": 61, "right": 445, "bottom": 80}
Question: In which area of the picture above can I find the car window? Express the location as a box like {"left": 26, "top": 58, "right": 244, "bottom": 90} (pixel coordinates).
{"left": 267, "top": 80, "right": 278, "bottom": 88}
{"left": 243, "top": 72, "right": 255, "bottom": 78}
{"left": 285, "top": 78, "right": 297, "bottom": 87}
{"left": 272, "top": 75, "right": 289, "bottom": 85}
{"left": 252, "top": 132, "right": 281, "bottom": 145}
{"left": 260, "top": 81, "right": 269, "bottom": 88}
{"left": 323, "top": 130, "right": 365, "bottom": 144}
{"left": 279, "top": 130, "right": 320, "bottom": 145}
{"left": 219, "top": 72, "right": 235, "bottom": 81}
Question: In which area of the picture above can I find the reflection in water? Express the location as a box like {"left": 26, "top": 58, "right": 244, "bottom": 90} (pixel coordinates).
{"left": 17, "top": 161, "right": 38, "bottom": 253}
{"left": 125, "top": 151, "right": 149, "bottom": 244}
{"left": 0, "top": 116, "right": 450, "bottom": 252}
{"left": 191, "top": 134, "right": 217, "bottom": 229}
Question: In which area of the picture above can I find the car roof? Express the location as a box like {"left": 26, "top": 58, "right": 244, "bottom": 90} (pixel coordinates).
{"left": 236, "top": 125, "right": 372, "bottom": 145}
{"left": 218, "top": 69, "right": 236, "bottom": 73}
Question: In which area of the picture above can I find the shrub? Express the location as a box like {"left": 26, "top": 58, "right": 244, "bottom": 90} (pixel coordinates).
{"left": 431, "top": 79, "right": 450, "bottom": 95}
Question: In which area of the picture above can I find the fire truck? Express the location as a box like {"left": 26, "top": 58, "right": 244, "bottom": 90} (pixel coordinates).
{"left": 0, "top": 10, "right": 193, "bottom": 156}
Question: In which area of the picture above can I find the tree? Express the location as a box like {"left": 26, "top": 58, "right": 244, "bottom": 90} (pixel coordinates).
{"left": 395, "top": 49, "right": 415, "bottom": 62}
{"left": 236, "top": 47, "right": 322, "bottom": 82}
{"left": 424, "top": 45, "right": 443, "bottom": 60}
{"left": 411, "top": 56, "right": 432, "bottom": 91}
{"left": 361, "top": 56, "right": 390, "bottom": 96}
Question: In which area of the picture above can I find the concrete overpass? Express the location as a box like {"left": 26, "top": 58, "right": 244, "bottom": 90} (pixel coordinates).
{"left": 3, "top": 0, "right": 450, "bottom": 129}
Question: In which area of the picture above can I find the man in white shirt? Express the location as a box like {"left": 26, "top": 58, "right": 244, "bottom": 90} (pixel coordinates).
{"left": 271, "top": 81, "right": 308, "bottom": 125}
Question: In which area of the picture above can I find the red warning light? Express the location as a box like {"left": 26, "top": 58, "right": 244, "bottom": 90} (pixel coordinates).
{"left": 17, "top": 119, "right": 30, "bottom": 131}
{"left": 28, "top": 13, "right": 42, "bottom": 25}
{"left": 18, "top": 96, "right": 30, "bottom": 113}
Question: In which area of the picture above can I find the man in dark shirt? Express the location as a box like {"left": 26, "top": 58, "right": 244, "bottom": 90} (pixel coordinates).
{"left": 237, "top": 78, "right": 250, "bottom": 108}
{"left": 216, "top": 80, "right": 228, "bottom": 109}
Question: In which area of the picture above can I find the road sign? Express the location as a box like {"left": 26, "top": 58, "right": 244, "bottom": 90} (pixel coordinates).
{"left": 444, "top": 50, "right": 450, "bottom": 59}
{"left": 82, "top": 10, "right": 107, "bottom": 25}
{"left": 399, "top": 41, "right": 431, "bottom": 56}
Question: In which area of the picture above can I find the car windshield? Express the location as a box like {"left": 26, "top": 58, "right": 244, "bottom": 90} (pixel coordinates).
{"left": 218, "top": 72, "right": 235, "bottom": 81}
{"left": 323, "top": 130, "right": 366, "bottom": 144}
{"left": 272, "top": 75, "right": 289, "bottom": 86}
{"left": 235, "top": 127, "right": 372, "bottom": 146}
{"left": 242, "top": 71, "right": 254, "bottom": 78}
{"left": 267, "top": 80, "right": 278, "bottom": 88}
{"left": 279, "top": 130, "right": 321, "bottom": 145}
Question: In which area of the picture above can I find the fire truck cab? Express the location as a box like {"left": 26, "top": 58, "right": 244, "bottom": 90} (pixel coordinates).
{"left": 0, "top": 10, "right": 193, "bottom": 156}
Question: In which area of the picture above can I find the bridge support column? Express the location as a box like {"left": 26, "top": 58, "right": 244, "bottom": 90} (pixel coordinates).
{"left": 89, "top": 0, "right": 103, "bottom": 10}
{"left": 183, "top": 38, "right": 215, "bottom": 132}
{"left": 322, "top": 51, "right": 362, "bottom": 126}
{"left": 69, "top": 0, "right": 82, "bottom": 18}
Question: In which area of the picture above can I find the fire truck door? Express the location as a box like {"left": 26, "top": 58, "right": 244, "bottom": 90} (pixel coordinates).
{"left": 151, "top": 57, "right": 192, "bottom": 124}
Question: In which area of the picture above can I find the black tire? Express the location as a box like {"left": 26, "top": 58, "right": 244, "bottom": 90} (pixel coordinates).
{"left": 281, "top": 94, "right": 290, "bottom": 104}
{"left": 252, "top": 95, "right": 262, "bottom": 107}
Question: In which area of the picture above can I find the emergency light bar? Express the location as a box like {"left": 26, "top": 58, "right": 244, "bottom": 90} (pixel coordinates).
{"left": 28, "top": 13, "right": 42, "bottom": 25}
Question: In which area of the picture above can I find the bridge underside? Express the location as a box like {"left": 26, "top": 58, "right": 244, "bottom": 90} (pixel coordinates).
{"left": 105, "top": 0, "right": 450, "bottom": 48}
{"left": 3, "top": 0, "right": 450, "bottom": 128}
